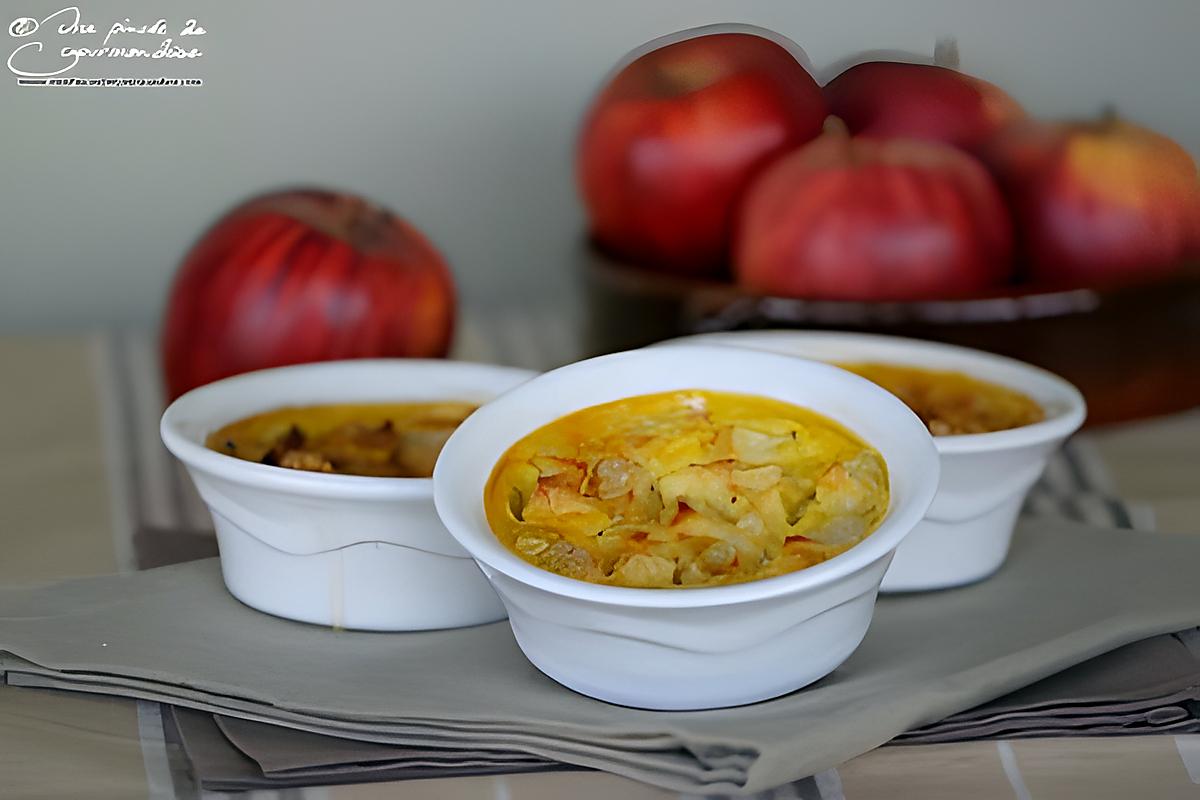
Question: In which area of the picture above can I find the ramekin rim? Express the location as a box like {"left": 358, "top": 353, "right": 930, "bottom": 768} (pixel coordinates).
{"left": 161, "top": 358, "right": 538, "bottom": 500}
{"left": 659, "top": 330, "right": 1088, "bottom": 454}
{"left": 432, "top": 345, "right": 940, "bottom": 609}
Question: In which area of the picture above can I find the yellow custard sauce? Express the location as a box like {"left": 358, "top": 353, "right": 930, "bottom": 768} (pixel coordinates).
{"left": 839, "top": 363, "right": 1044, "bottom": 436}
{"left": 206, "top": 402, "right": 476, "bottom": 478}
{"left": 485, "top": 390, "right": 889, "bottom": 589}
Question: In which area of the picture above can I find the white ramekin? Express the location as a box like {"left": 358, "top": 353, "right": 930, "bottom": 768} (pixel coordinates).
{"left": 433, "top": 345, "right": 938, "bottom": 710}
{"left": 161, "top": 359, "right": 536, "bottom": 631}
{"left": 661, "top": 331, "right": 1087, "bottom": 592}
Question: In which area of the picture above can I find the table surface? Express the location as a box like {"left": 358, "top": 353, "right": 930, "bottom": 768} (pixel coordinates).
{"left": 1, "top": 326, "right": 1199, "bottom": 800}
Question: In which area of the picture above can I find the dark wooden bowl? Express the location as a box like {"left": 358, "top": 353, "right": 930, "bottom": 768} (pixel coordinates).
{"left": 584, "top": 248, "right": 1200, "bottom": 427}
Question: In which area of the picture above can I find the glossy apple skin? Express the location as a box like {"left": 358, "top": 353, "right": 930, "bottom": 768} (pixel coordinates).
{"left": 734, "top": 130, "right": 1014, "bottom": 300}
{"left": 577, "top": 32, "right": 827, "bottom": 275}
{"left": 825, "top": 62, "right": 1024, "bottom": 152}
{"left": 161, "top": 190, "right": 455, "bottom": 401}
{"left": 979, "top": 118, "right": 1200, "bottom": 286}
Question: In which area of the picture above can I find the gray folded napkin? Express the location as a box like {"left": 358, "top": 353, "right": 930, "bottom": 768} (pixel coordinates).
{"left": 898, "top": 628, "right": 1200, "bottom": 743}
{"left": 168, "top": 633, "right": 1200, "bottom": 792}
{"left": 173, "top": 625, "right": 1200, "bottom": 792}
{"left": 167, "top": 708, "right": 575, "bottom": 791}
{"left": 3, "top": 517, "right": 1200, "bottom": 795}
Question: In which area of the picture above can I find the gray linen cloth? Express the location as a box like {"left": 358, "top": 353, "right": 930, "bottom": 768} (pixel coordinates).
{"left": 170, "top": 629, "right": 1200, "bottom": 791}
{"left": 166, "top": 708, "right": 574, "bottom": 792}
{"left": 898, "top": 628, "right": 1200, "bottom": 743}
{"left": 3, "top": 517, "right": 1200, "bottom": 795}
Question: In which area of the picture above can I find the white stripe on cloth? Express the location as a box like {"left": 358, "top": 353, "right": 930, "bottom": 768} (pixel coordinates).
{"left": 1130, "top": 504, "right": 1158, "bottom": 533}
{"left": 996, "top": 741, "right": 1033, "bottom": 800}
{"left": 89, "top": 334, "right": 137, "bottom": 573}
{"left": 122, "top": 332, "right": 180, "bottom": 529}
{"left": 1177, "top": 736, "right": 1200, "bottom": 784}
{"left": 533, "top": 305, "right": 587, "bottom": 369}
{"left": 116, "top": 331, "right": 212, "bottom": 530}
{"left": 491, "top": 774, "right": 513, "bottom": 800}
{"left": 809, "top": 769, "right": 844, "bottom": 800}
{"left": 702, "top": 772, "right": 839, "bottom": 800}
{"left": 1063, "top": 437, "right": 1118, "bottom": 495}
{"left": 1038, "top": 448, "right": 1077, "bottom": 496}
{"left": 175, "top": 460, "right": 214, "bottom": 530}
{"left": 452, "top": 314, "right": 504, "bottom": 365}
{"left": 138, "top": 700, "right": 178, "bottom": 800}
{"left": 495, "top": 309, "right": 556, "bottom": 371}
{"left": 455, "top": 307, "right": 583, "bottom": 370}
{"left": 201, "top": 789, "right": 322, "bottom": 800}
{"left": 97, "top": 335, "right": 193, "bottom": 796}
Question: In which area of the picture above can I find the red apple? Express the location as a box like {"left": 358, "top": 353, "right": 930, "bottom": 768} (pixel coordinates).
{"left": 979, "top": 116, "right": 1200, "bottom": 286}
{"left": 734, "top": 121, "right": 1014, "bottom": 300}
{"left": 162, "top": 189, "right": 455, "bottom": 401}
{"left": 577, "top": 31, "right": 827, "bottom": 275}
{"left": 824, "top": 61, "right": 1024, "bottom": 152}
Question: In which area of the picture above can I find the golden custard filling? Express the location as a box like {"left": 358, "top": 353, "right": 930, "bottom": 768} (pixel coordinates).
{"left": 206, "top": 402, "right": 476, "bottom": 478}
{"left": 485, "top": 390, "right": 889, "bottom": 589}
{"left": 838, "top": 363, "right": 1044, "bottom": 436}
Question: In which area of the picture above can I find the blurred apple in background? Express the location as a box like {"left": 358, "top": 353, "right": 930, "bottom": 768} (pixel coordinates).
{"left": 577, "top": 30, "right": 827, "bottom": 276}
{"left": 979, "top": 115, "right": 1200, "bottom": 286}
{"left": 734, "top": 120, "right": 1014, "bottom": 300}
{"left": 580, "top": 32, "right": 1200, "bottom": 424}
{"left": 162, "top": 189, "right": 455, "bottom": 401}
{"left": 824, "top": 61, "right": 1025, "bottom": 152}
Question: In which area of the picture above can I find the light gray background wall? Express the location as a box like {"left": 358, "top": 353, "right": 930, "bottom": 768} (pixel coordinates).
{"left": 2, "top": 0, "right": 1198, "bottom": 331}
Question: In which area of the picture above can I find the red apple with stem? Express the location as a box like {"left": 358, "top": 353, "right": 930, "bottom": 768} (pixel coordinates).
{"left": 824, "top": 60, "right": 1025, "bottom": 152}
{"left": 161, "top": 189, "right": 455, "bottom": 401}
{"left": 577, "top": 30, "right": 827, "bottom": 275}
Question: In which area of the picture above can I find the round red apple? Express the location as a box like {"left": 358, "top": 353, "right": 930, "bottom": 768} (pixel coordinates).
{"left": 824, "top": 61, "right": 1024, "bottom": 152}
{"left": 162, "top": 189, "right": 455, "bottom": 401}
{"left": 979, "top": 116, "right": 1200, "bottom": 286}
{"left": 577, "top": 31, "right": 827, "bottom": 275}
{"left": 734, "top": 122, "right": 1014, "bottom": 300}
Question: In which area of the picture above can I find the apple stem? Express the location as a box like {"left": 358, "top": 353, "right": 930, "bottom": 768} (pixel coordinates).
{"left": 933, "top": 37, "right": 960, "bottom": 69}
{"left": 823, "top": 115, "right": 851, "bottom": 139}
{"left": 1099, "top": 103, "right": 1120, "bottom": 125}
{"left": 345, "top": 200, "right": 390, "bottom": 251}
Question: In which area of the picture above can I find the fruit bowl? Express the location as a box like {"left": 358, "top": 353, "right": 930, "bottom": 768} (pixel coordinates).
{"left": 584, "top": 246, "right": 1200, "bottom": 426}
